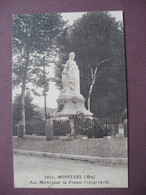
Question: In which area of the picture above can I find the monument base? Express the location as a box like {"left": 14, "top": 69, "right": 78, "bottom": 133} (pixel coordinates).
{"left": 50, "top": 93, "right": 93, "bottom": 118}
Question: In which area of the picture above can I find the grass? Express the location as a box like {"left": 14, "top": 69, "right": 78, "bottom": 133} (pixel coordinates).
{"left": 13, "top": 135, "right": 128, "bottom": 158}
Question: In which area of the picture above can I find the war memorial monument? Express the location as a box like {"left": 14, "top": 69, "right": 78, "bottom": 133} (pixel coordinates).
{"left": 46, "top": 52, "right": 93, "bottom": 140}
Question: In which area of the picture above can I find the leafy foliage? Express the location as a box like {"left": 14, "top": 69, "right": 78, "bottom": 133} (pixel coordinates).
{"left": 13, "top": 13, "right": 66, "bottom": 92}
{"left": 13, "top": 93, "right": 42, "bottom": 124}
{"left": 12, "top": 13, "right": 67, "bottom": 126}
{"left": 57, "top": 12, "right": 127, "bottom": 119}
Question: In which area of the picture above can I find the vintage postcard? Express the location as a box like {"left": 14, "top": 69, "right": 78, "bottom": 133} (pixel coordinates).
{"left": 12, "top": 11, "right": 128, "bottom": 188}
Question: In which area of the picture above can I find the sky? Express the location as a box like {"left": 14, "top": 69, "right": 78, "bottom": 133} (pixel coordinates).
{"left": 13, "top": 11, "right": 123, "bottom": 109}
{"left": 61, "top": 11, "right": 123, "bottom": 25}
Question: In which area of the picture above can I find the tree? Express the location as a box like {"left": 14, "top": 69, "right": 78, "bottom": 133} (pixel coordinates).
{"left": 29, "top": 52, "right": 57, "bottom": 121}
{"left": 13, "top": 93, "right": 42, "bottom": 125}
{"left": 57, "top": 12, "right": 127, "bottom": 119}
{"left": 13, "top": 13, "right": 66, "bottom": 130}
{"left": 87, "top": 59, "right": 109, "bottom": 111}
{"left": 54, "top": 26, "right": 71, "bottom": 89}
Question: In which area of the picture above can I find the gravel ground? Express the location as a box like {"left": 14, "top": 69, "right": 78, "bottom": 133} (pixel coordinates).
{"left": 13, "top": 135, "right": 128, "bottom": 158}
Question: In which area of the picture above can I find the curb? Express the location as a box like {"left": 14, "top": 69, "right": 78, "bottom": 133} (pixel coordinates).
{"left": 14, "top": 149, "right": 127, "bottom": 165}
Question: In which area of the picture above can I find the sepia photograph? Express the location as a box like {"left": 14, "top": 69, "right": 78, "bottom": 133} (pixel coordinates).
{"left": 12, "top": 11, "right": 128, "bottom": 188}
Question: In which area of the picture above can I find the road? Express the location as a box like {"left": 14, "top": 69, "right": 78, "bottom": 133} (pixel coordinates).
{"left": 13, "top": 154, "right": 128, "bottom": 188}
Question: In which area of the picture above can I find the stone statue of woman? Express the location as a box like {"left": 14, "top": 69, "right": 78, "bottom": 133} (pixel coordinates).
{"left": 62, "top": 52, "right": 80, "bottom": 94}
{"left": 51, "top": 52, "right": 93, "bottom": 117}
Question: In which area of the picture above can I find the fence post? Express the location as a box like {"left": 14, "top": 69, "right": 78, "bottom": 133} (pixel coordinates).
{"left": 118, "top": 124, "right": 124, "bottom": 137}
{"left": 69, "top": 119, "right": 75, "bottom": 138}
{"left": 123, "top": 119, "right": 128, "bottom": 137}
{"left": 46, "top": 118, "right": 53, "bottom": 141}
{"left": 17, "top": 121, "right": 24, "bottom": 138}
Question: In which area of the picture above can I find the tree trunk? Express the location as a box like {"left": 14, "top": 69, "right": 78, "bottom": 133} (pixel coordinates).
{"left": 87, "top": 94, "right": 91, "bottom": 112}
{"left": 43, "top": 57, "right": 47, "bottom": 121}
{"left": 21, "top": 83, "right": 26, "bottom": 133}
{"left": 87, "top": 78, "right": 96, "bottom": 112}
{"left": 87, "top": 60, "right": 109, "bottom": 112}
{"left": 87, "top": 67, "right": 96, "bottom": 111}
{"left": 20, "top": 43, "right": 29, "bottom": 133}
{"left": 44, "top": 95, "right": 47, "bottom": 121}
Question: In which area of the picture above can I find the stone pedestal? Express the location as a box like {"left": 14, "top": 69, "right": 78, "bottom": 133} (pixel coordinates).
{"left": 17, "top": 121, "right": 24, "bottom": 138}
{"left": 70, "top": 119, "right": 75, "bottom": 138}
{"left": 51, "top": 93, "right": 92, "bottom": 118}
{"left": 123, "top": 119, "right": 128, "bottom": 137}
{"left": 118, "top": 124, "right": 124, "bottom": 137}
{"left": 46, "top": 118, "right": 53, "bottom": 141}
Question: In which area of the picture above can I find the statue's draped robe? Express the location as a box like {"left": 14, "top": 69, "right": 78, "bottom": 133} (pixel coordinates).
{"left": 62, "top": 59, "right": 80, "bottom": 94}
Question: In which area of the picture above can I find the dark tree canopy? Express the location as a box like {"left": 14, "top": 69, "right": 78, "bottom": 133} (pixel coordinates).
{"left": 12, "top": 13, "right": 67, "bottom": 128}
{"left": 57, "top": 12, "right": 127, "bottom": 119}
{"left": 13, "top": 13, "right": 66, "bottom": 90}
{"left": 13, "top": 93, "right": 42, "bottom": 124}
